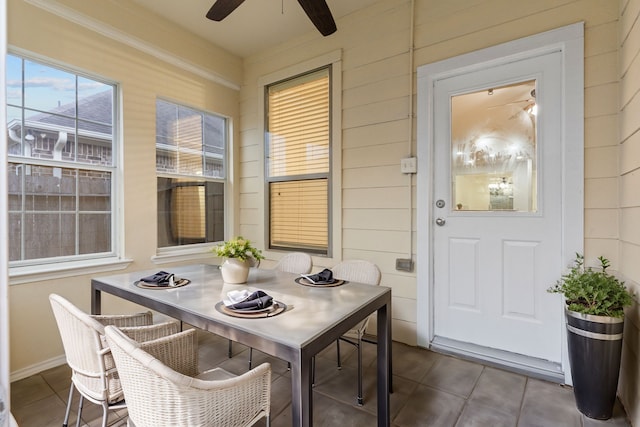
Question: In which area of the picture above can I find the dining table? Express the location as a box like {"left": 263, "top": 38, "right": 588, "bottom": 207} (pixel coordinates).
{"left": 90, "top": 263, "right": 392, "bottom": 427}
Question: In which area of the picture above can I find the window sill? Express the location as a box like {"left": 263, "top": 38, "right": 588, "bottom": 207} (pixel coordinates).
{"left": 9, "top": 257, "right": 134, "bottom": 285}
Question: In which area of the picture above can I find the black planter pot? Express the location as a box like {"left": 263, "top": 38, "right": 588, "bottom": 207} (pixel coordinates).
{"left": 566, "top": 309, "right": 624, "bottom": 420}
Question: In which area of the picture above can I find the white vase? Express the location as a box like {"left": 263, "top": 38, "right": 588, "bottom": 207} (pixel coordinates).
{"left": 220, "top": 258, "right": 251, "bottom": 284}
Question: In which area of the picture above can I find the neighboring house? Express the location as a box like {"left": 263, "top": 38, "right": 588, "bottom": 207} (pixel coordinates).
{"left": 7, "top": 90, "right": 113, "bottom": 163}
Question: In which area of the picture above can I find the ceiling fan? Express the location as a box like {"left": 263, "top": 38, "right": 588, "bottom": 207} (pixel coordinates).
{"left": 206, "top": 0, "right": 337, "bottom": 36}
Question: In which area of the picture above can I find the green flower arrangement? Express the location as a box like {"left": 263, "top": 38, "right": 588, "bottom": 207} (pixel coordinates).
{"left": 213, "top": 236, "right": 265, "bottom": 262}
{"left": 547, "top": 254, "right": 633, "bottom": 318}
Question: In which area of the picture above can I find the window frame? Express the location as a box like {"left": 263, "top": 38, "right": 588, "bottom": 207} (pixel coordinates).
{"left": 266, "top": 66, "right": 331, "bottom": 255}
{"left": 153, "top": 97, "right": 229, "bottom": 260}
{"left": 257, "top": 50, "right": 342, "bottom": 262}
{"left": 6, "top": 51, "right": 127, "bottom": 283}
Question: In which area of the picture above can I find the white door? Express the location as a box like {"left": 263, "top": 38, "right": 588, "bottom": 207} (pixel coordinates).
{"left": 432, "top": 51, "right": 564, "bottom": 363}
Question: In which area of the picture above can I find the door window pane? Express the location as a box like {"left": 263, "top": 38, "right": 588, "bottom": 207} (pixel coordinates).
{"left": 451, "top": 80, "right": 537, "bottom": 212}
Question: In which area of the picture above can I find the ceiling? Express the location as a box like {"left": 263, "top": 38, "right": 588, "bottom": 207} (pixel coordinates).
{"left": 131, "top": 0, "right": 381, "bottom": 58}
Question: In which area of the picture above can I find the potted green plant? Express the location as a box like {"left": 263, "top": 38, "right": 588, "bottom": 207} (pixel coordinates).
{"left": 548, "top": 254, "right": 634, "bottom": 420}
{"left": 213, "top": 236, "right": 265, "bottom": 284}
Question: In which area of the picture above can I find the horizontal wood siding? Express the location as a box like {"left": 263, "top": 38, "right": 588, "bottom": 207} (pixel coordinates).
{"left": 618, "top": 0, "right": 640, "bottom": 424}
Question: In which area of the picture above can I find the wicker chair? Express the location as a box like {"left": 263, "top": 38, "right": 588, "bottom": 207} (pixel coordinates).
{"left": 49, "top": 293, "right": 179, "bottom": 427}
{"left": 232, "top": 252, "right": 313, "bottom": 368}
{"left": 105, "top": 325, "right": 272, "bottom": 427}
{"left": 330, "top": 260, "right": 382, "bottom": 405}
{"left": 274, "top": 252, "right": 313, "bottom": 274}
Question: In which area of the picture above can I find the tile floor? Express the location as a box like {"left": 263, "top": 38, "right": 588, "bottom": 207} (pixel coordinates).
{"left": 10, "top": 330, "right": 631, "bottom": 427}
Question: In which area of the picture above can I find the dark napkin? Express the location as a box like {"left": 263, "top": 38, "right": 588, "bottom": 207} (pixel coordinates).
{"left": 305, "top": 268, "right": 334, "bottom": 284}
{"left": 139, "top": 271, "right": 174, "bottom": 287}
{"left": 228, "top": 290, "right": 273, "bottom": 311}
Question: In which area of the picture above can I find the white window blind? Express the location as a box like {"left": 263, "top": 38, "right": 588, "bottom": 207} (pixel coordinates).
{"left": 266, "top": 67, "right": 330, "bottom": 254}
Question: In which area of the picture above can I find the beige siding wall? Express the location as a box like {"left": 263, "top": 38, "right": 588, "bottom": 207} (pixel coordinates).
{"left": 619, "top": 0, "right": 640, "bottom": 425}
{"left": 240, "top": 0, "right": 622, "bottom": 346}
{"left": 7, "top": 0, "right": 241, "bottom": 374}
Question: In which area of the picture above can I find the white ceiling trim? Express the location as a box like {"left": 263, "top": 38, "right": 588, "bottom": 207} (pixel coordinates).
{"left": 23, "top": 0, "right": 241, "bottom": 91}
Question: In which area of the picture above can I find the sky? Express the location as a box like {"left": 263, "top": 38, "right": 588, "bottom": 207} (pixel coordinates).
{"left": 5, "top": 54, "right": 111, "bottom": 122}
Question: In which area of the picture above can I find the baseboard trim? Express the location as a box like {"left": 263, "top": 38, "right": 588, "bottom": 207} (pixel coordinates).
{"left": 431, "top": 336, "right": 564, "bottom": 384}
{"left": 10, "top": 355, "right": 66, "bottom": 382}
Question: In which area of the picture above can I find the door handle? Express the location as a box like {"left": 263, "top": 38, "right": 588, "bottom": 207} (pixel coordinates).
{"left": 435, "top": 218, "right": 446, "bottom": 226}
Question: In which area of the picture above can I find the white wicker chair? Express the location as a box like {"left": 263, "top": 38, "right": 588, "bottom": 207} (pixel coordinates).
{"left": 330, "top": 260, "right": 381, "bottom": 405}
{"left": 49, "top": 293, "right": 179, "bottom": 427}
{"left": 274, "top": 252, "right": 313, "bottom": 274}
{"left": 105, "top": 325, "right": 272, "bottom": 427}
{"left": 238, "top": 252, "right": 313, "bottom": 368}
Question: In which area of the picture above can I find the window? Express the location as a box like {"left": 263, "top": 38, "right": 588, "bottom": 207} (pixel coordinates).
{"left": 156, "top": 99, "right": 226, "bottom": 248}
{"left": 266, "top": 67, "right": 330, "bottom": 255}
{"left": 6, "top": 54, "right": 116, "bottom": 265}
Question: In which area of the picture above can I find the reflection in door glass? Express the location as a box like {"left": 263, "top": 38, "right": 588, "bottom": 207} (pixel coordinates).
{"left": 451, "top": 80, "right": 537, "bottom": 212}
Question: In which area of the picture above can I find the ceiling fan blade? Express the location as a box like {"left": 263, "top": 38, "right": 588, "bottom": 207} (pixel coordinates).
{"left": 297, "top": 0, "right": 337, "bottom": 36}
{"left": 206, "top": 0, "right": 246, "bottom": 21}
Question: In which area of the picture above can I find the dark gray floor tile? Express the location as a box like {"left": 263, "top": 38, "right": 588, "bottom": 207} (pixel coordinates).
{"left": 357, "top": 367, "right": 420, "bottom": 420}
{"left": 217, "top": 348, "right": 256, "bottom": 375}
{"left": 310, "top": 352, "right": 343, "bottom": 389}
{"left": 312, "top": 393, "right": 378, "bottom": 426}
{"left": 39, "top": 364, "right": 72, "bottom": 396}
{"left": 197, "top": 336, "right": 236, "bottom": 369}
{"left": 456, "top": 401, "right": 518, "bottom": 427}
{"left": 393, "top": 383, "right": 466, "bottom": 427}
{"left": 391, "top": 341, "right": 441, "bottom": 382}
{"left": 421, "top": 355, "right": 484, "bottom": 398}
{"left": 272, "top": 393, "right": 377, "bottom": 427}
{"left": 518, "top": 378, "right": 582, "bottom": 427}
{"left": 11, "top": 392, "right": 67, "bottom": 427}
{"left": 468, "top": 366, "right": 526, "bottom": 417}
{"left": 314, "top": 363, "right": 364, "bottom": 406}
{"left": 10, "top": 374, "right": 56, "bottom": 406}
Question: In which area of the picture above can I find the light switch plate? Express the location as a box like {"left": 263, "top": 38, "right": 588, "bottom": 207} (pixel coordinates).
{"left": 400, "top": 157, "right": 417, "bottom": 174}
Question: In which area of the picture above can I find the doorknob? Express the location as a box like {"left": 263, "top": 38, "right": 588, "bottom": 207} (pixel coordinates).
{"left": 435, "top": 218, "right": 446, "bottom": 226}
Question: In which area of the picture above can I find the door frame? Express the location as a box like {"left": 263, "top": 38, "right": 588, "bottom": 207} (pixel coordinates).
{"left": 416, "top": 23, "right": 584, "bottom": 384}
